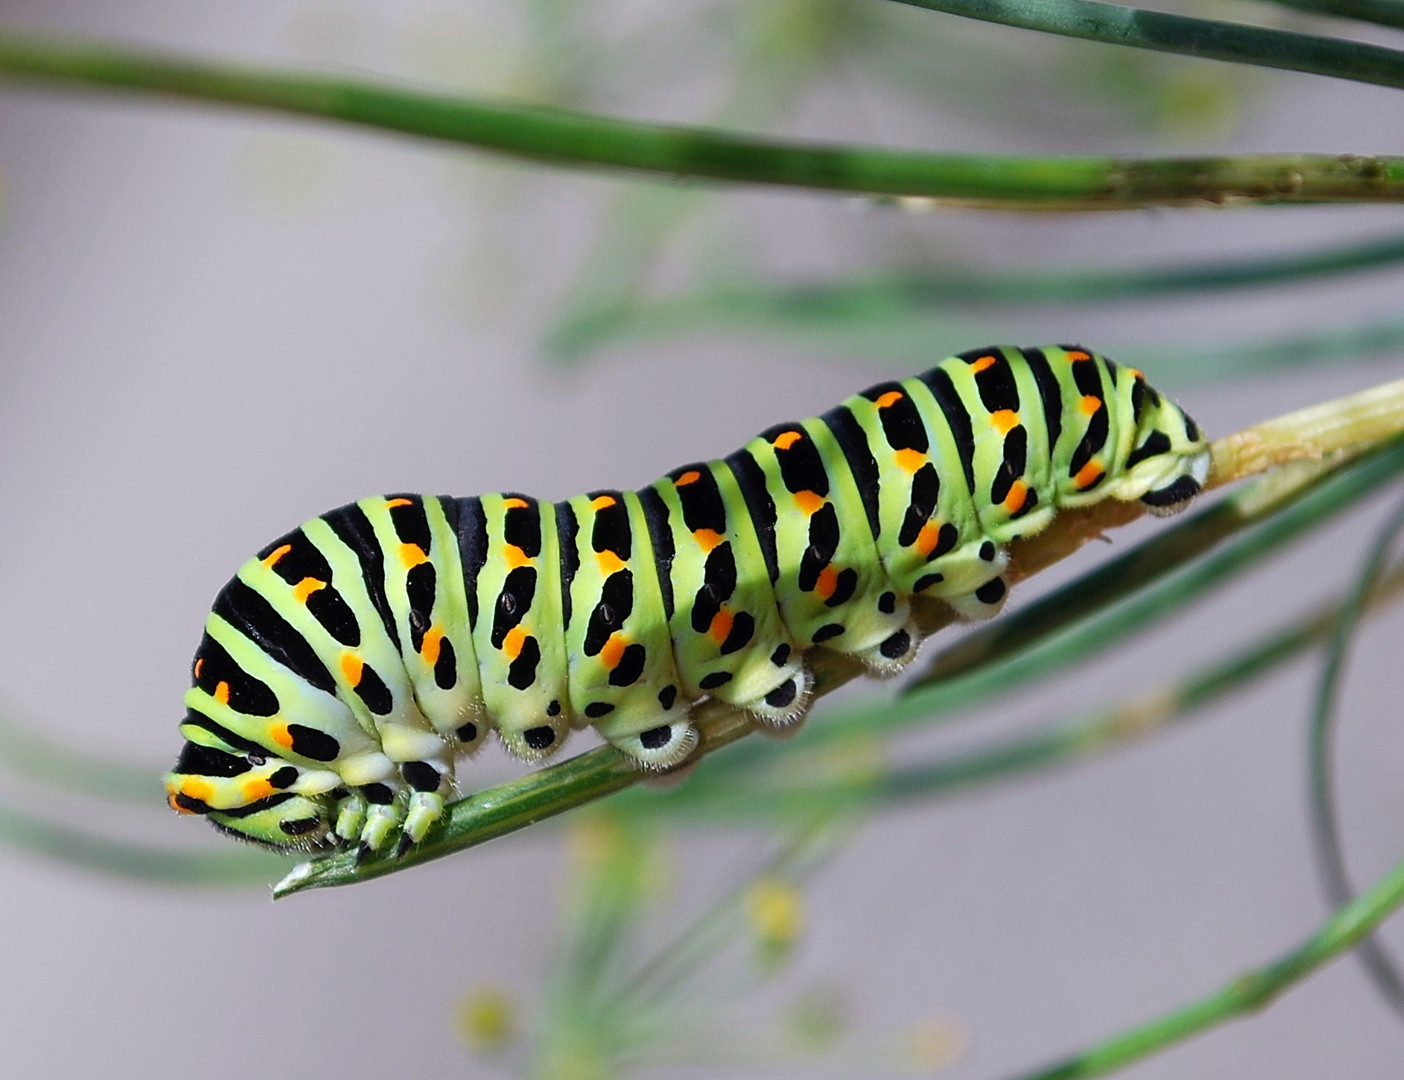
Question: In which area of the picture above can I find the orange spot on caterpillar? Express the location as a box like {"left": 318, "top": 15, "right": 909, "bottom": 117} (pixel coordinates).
{"left": 708, "top": 608, "right": 733, "bottom": 646}
{"left": 261, "top": 544, "right": 292, "bottom": 569}
{"left": 815, "top": 565, "right": 838, "bottom": 601}
{"left": 675, "top": 470, "right": 701, "bottom": 487}
{"left": 915, "top": 523, "right": 943, "bottom": 557}
{"left": 503, "top": 625, "right": 527, "bottom": 661}
{"left": 240, "top": 779, "right": 275, "bottom": 803}
{"left": 968, "top": 354, "right": 997, "bottom": 373}
{"left": 292, "top": 577, "right": 326, "bottom": 604}
{"left": 1127, "top": 368, "right": 1144, "bottom": 381}
{"left": 590, "top": 494, "right": 617, "bottom": 511}
{"left": 772, "top": 430, "right": 803, "bottom": 451}
{"left": 502, "top": 497, "right": 530, "bottom": 510}
{"left": 596, "top": 549, "right": 627, "bottom": 576}
{"left": 1067, "top": 349, "right": 1092, "bottom": 362}
{"left": 875, "top": 390, "right": 904, "bottom": 409}
{"left": 1075, "top": 461, "right": 1104, "bottom": 489}
{"left": 502, "top": 543, "right": 530, "bottom": 570}
{"left": 180, "top": 778, "right": 214, "bottom": 804}
{"left": 385, "top": 498, "right": 413, "bottom": 509}
{"left": 214, "top": 681, "right": 230, "bottom": 705}
{"left": 193, "top": 658, "right": 204, "bottom": 679}
{"left": 420, "top": 625, "right": 443, "bottom": 666}
{"left": 793, "top": 490, "right": 825, "bottom": 516}
{"left": 893, "top": 448, "right": 926, "bottom": 474}
{"left": 340, "top": 651, "right": 365, "bottom": 686}
{"left": 692, "top": 528, "right": 724, "bottom": 552}
{"left": 990, "top": 409, "right": 1020, "bottom": 435}
{"left": 270, "top": 725, "right": 294, "bottom": 750}
{"left": 399, "top": 543, "right": 429, "bottom": 569}
{"left": 599, "top": 633, "right": 627, "bottom": 670}
{"left": 1004, "top": 480, "right": 1029, "bottom": 514}
{"left": 1079, "top": 395, "right": 1101, "bottom": 417}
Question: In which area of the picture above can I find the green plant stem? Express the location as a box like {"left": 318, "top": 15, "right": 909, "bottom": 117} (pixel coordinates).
{"left": 682, "top": 442, "right": 1404, "bottom": 791}
{"left": 547, "top": 233, "right": 1404, "bottom": 363}
{"left": 1005, "top": 850, "right": 1404, "bottom": 1079}
{"left": 1307, "top": 495, "right": 1404, "bottom": 1014}
{"left": 1132, "top": 311, "right": 1404, "bottom": 382}
{"left": 0, "top": 709, "right": 160, "bottom": 804}
{"left": 1263, "top": 0, "right": 1404, "bottom": 32}
{"left": 1, "top": 28, "right": 1403, "bottom": 207}
{"left": 611, "top": 819, "right": 847, "bottom": 1011}
{"left": 891, "top": 0, "right": 1404, "bottom": 88}
{"left": 916, "top": 441, "right": 1404, "bottom": 692}
{"left": 0, "top": 800, "right": 289, "bottom": 886}
{"left": 275, "top": 377, "right": 1404, "bottom": 895}
{"left": 640, "top": 231, "right": 1404, "bottom": 309}
{"left": 275, "top": 459, "right": 1404, "bottom": 893}
{"left": 632, "top": 559, "right": 1404, "bottom": 818}
{"left": 550, "top": 0, "right": 840, "bottom": 341}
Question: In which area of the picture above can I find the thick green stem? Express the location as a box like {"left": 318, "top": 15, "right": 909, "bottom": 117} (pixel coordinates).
{"left": 625, "top": 560, "right": 1404, "bottom": 818}
{"left": 698, "top": 439, "right": 1404, "bottom": 787}
{"left": 891, "top": 0, "right": 1404, "bottom": 88}
{"left": 0, "top": 27, "right": 1402, "bottom": 207}
{"left": 917, "top": 376, "right": 1404, "bottom": 692}
{"left": 276, "top": 377, "right": 1404, "bottom": 896}
{"left": 1005, "top": 851, "right": 1404, "bottom": 1079}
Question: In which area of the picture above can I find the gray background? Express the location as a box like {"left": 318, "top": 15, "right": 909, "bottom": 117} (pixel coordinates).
{"left": 0, "top": 2, "right": 1403, "bottom": 1077}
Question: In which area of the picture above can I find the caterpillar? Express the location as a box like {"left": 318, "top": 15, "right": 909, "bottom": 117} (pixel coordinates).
{"left": 166, "top": 345, "right": 1209, "bottom": 856}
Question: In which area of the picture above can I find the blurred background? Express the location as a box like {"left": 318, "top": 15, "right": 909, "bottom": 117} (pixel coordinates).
{"left": 0, "top": 1, "right": 1402, "bottom": 1076}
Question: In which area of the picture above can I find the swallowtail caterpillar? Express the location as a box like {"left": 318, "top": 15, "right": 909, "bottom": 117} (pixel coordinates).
{"left": 166, "top": 345, "right": 1209, "bottom": 856}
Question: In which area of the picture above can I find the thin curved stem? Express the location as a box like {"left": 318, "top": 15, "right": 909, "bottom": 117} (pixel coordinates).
{"left": 0, "top": 800, "right": 289, "bottom": 887}
{"left": 891, "top": 0, "right": 1404, "bottom": 89}
{"left": 1003, "top": 850, "right": 1404, "bottom": 1079}
{"left": 0, "top": 27, "right": 1403, "bottom": 207}
{"left": 1307, "top": 495, "right": 1404, "bottom": 1016}
{"left": 0, "top": 707, "right": 160, "bottom": 804}
{"left": 1260, "top": 0, "right": 1404, "bottom": 32}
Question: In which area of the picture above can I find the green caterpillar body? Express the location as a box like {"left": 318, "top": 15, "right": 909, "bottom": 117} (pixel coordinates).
{"left": 166, "top": 345, "right": 1209, "bottom": 854}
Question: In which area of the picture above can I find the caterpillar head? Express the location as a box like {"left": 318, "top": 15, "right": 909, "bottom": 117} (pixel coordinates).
{"left": 1121, "top": 373, "right": 1211, "bottom": 516}
{"left": 165, "top": 722, "right": 342, "bottom": 850}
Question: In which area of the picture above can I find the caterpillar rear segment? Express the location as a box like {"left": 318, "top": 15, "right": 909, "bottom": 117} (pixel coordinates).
{"left": 166, "top": 346, "right": 1210, "bottom": 855}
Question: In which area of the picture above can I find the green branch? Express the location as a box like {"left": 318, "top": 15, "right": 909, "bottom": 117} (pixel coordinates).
{"left": 275, "top": 378, "right": 1404, "bottom": 896}
{"left": 0, "top": 27, "right": 1403, "bottom": 207}
{"left": 1307, "top": 496, "right": 1404, "bottom": 1013}
{"left": 621, "top": 559, "right": 1404, "bottom": 819}
{"left": 547, "top": 233, "right": 1404, "bottom": 365}
{"left": 1132, "top": 311, "right": 1404, "bottom": 382}
{"left": 1005, "top": 850, "right": 1404, "bottom": 1079}
{"left": 0, "top": 707, "right": 161, "bottom": 805}
{"left": 909, "top": 451, "right": 1402, "bottom": 694}
{"left": 0, "top": 800, "right": 288, "bottom": 887}
{"left": 1262, "top": 0, "right": 1404, "bottom": 32}
{"left": 891, "top": 0, "right": 1404, "bottom": 88}
{"left": 650, "top": 438, "right": 1404, "bottom": 791}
